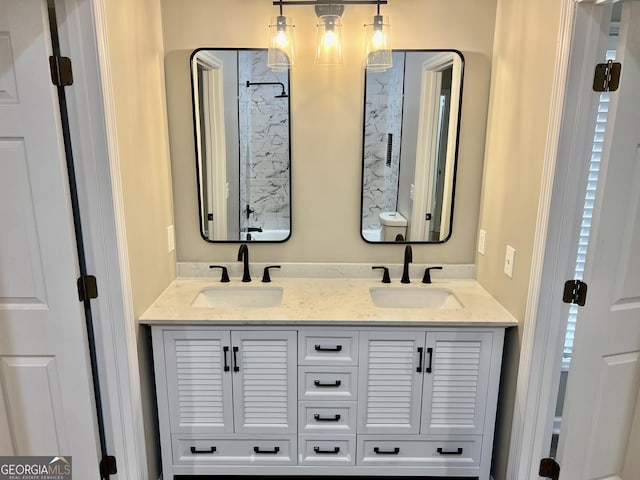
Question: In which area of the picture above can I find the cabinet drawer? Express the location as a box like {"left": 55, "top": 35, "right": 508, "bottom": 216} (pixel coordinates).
{"left": 299, "top": 367, "right": 357, "bottom": 400}
{"left": 299, "top": 330, "right": 359, "bottom": 365}
{"left": 357, "top": 435, "right": 481, "bottom": 468}
{"left": 298, "top": 435, "right": 355, "bottom": 466}
{"left": 299, "top": 401, "right": 356, "bottom": 433}
{"left": 172, "top": 435, "right": 296, "bottom": 465}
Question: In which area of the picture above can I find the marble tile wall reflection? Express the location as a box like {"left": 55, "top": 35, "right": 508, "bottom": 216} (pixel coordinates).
{"left": 362, "top": 52, "right": 405, "bottom": 231}
{"left": 238, "top": 50, "right": 290, "bottom": 234}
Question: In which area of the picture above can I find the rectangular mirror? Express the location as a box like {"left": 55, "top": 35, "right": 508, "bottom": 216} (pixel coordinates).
{"left": 361, "top": 50, "right": 464, "bottom": 243}
{"left": 191, "top": 48, "right": 291, "bottom": 242}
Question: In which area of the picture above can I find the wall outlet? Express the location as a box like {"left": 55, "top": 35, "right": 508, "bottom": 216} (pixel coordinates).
{"left": 504, "top": 245, "right": 516, "bottom": 278}
{"left": 478, "top": 229, "right": 486, "bottom": 255}
{"left": 167, "top": 225, "right": 175, "bottom": 253}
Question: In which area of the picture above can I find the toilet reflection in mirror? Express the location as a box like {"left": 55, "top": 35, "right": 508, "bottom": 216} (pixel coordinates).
{"left": 361, "top": 50, "right": 463, "bottom": 243}
{"left": 192, "top": 48, "right": 291, "bottom": 242}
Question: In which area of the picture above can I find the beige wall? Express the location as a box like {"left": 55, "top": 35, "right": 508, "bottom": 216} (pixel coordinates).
{"left": 162, "top": 0, "right": 497, "bottom": 266}
{"left": 104, "top": 0, "right": 176, "bottom": 477}
{"left": 476, "top": 0, "right": 564, "bottom": 478}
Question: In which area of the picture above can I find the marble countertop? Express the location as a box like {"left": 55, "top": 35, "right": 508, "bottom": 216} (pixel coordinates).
{"left": 140, "top": 276, "right": 517, "bottom": 327}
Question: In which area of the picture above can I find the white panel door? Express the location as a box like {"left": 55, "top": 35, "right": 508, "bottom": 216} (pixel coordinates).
{"left": 357, "top": 331, "right": 426, "bottom": 434}
{"left": 163, "top": 330, "right": 234, "bottom": 434}
{"left": 0, "top": 0, "right": 100, "bottom": 475}
{"left": 420, "top": 331, "right": 493, "bottom": 435}
{"left": 231, "top": 330, "right": 297, "bottom": 434}
{"left": 558, "top": 3, "right": 640, "bottom": 478}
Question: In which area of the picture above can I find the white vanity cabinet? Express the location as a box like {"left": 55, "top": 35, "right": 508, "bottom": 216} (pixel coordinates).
{"left": 356, "top": 329, "right": 502, "bottom": 478}
{"left": 153, "top": 328, "right": 298, "bottom": 475}
{"left": 150, "top": 325, "right": 505, "bottom": 479}
{"left": 358, "top": 330, "right": 495, "bottom": 435}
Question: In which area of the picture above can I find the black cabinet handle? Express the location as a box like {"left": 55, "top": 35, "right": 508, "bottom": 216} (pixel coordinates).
{"left": 437, "top": 447, "right": 463, "bottom": 455}
{"left": 374, "top": 447, "right": 400, "bottom": 455}
{"left": 223, "top": 346, "right": 230, "bottom": 372}
{"left": 426, "top": 347, "right": 433, "bottom": 373}
{"left": 416, "top": 346, "right": 424, "bottom": 372}
{"left": 314, "top": 344, "right": 343, "bottom": 352}
{"left": 314, "top": 446, "right": 340, "bottom": 454}
{"left": 190, "top": 446, "right": 216, "bottom": 454}
{"left": 233, "top": 346, "right": 240, "bottom": 372}
{"left": 254, "top": 446, "right": 280, "bottom": 454}
{"left": 314, "top": 413, "right": 341, "bottom": 422}
{"left": 314, "top": 380, "right": 341, "bottom": 387}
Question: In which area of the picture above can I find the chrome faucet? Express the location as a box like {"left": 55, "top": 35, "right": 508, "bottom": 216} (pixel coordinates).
{"left": 237, "top": 244, "right": 251, "bottom": 282}
{"left": 401, "top": 245, "right": 413, "bottom": 284}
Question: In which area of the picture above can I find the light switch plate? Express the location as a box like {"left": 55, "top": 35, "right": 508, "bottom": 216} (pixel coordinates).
{"left": 478, "top": 229, "right": 486, "bottom": 255}
{"left": 504, "top": 245, "right": 515, "bottom": 278}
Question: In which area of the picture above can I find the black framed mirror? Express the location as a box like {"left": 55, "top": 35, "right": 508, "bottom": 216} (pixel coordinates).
{"left": 360, "top": 50, "right": 464, "bottom": 243}
{"left": 191, "top": 48, "right": 292, "bottom": 242}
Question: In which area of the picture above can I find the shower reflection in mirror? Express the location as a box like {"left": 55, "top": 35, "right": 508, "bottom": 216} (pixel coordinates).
{"left": 361, "top": 50, "right": 463, "bottom": 243}
{"left": 191, "top": 49, "right": 291, "bottom": 242}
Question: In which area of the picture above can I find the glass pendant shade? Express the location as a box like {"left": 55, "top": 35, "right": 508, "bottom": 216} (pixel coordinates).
{"left": 364, "top": 15, "right": 392, "bottom": 71}
{"left": 268, "top": 15, "right": 295, "bottom": 70}
{"left": 316, "top": 15, "right": 343, "bottom": 65}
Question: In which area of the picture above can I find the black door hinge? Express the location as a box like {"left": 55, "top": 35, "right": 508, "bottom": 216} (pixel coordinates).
{"left": 425, "top": 213, "right": 432, "bottom": 221}
{"left": 563, "top": 279, "right": 588, "bottom": 306}
{"left": 99, "top": 455, "right": 117, "bottom": 478}
{"left": 539, "top": 457, "right": 560, "bottom": 480}
{"left": 77, "top": 275, "right": 98, "bottom": 302}
{"left": 49, "top": 55, "right": 73, "bottom": 87}
{"left": 593, "top": 60, "right": 621, "bottom": 92}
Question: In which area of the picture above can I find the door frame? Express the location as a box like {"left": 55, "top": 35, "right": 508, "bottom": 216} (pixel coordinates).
{"left": 507, "top": 0, "right": 618, "bottom": 478}
{"left": 53, "top": 0, "right": 148, "bottom": 478}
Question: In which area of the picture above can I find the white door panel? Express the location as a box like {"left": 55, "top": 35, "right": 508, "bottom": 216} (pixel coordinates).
{"left": 421, "top": 331, "right": 492, "bottom": 435}
{"left": 558, "top": 3, "right": 640, "bottom": 478}
{"left": 358, "top": 331, "right": 426, "bottom": 434}
{"left": 231, "top": 330, "right": 297, "bottom": 434}
{"left": 0, "top": 0, "right": 100, "bottom": 475}
{"left": 0, "top": 139, "right": 47, "bottom": 308}
{"left": 0, "top": 356, "right": 67, "bottom": 454}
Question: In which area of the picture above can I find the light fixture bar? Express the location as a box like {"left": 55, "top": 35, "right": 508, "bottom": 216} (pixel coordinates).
{"left": 272, "top": 1, "right": 386, "bottom": 5}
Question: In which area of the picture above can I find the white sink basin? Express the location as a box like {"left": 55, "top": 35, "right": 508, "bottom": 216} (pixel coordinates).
{"left": 192, "top": 286, "right": 283, "bottom": 308}
{"left": 369, "top": 287, "right": 463, "bottom": 309}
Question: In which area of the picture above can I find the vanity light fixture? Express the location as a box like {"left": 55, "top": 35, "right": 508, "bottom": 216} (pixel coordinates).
{"left": 315, "top": 3, "right": 344, "bottom": 65}
{"left": 269, "top": 1, "right": 389, "bottom": 70}
{"left": 363, "top": 0, "right": 392, "bottom": 71}
{"left": 268, "top": 0, "right": 296, "bottom": 70}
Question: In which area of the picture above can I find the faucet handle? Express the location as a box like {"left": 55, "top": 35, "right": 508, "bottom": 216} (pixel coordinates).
{"left": 209, "top": 265, "right": 230, "bottom": 283}
{"left": 372, "top": 266, "right": 391, "bottom": 283}
{"left": 262, "top": 265, "right": 281, "bottom": 283}
{"left": 422, "top": 266, "right": 443, "bottom": 284}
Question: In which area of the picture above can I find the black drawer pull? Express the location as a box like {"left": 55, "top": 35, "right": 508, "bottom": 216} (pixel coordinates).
{"left": 314, "top": 344, "right": 343, "bottom": 352}
{"left": 190, "top": 446, "right": 216, "bottom": 454}
{"left": 314, "top": 380, "right": 341, "bottom": 388}
{"left": 233, "top": 346, "right": 240, "bottom": 372}
{"left": 314, "top": 413, "right": 341, "bottom": 422}
{"left": 417, "top": 346, "right": 424, "bottom": 372}
{"left": 314, "top": 446, "right": 340, "bottom": 454}
{"left": 223, "top": 346, "right": 230, "bottom": 372}
{"left": 426, "top": 347, "right": 433, "bottom": 373}
{"left": 374, "top": 447, "right": 400, "bottom": 455}
{"left": 437, "top": 447, "right": 463, "bottom": 455}
{"left": 254, "top": 446, "right": 280, "bottom": 454}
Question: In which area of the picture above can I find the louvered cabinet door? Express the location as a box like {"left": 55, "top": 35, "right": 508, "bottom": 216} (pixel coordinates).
{"left": 420, "top": 330, "right": 493, "bottom": 435}
{"left": 164, "top": 330, "right": 234, "bottom": 434}
{"left": 231, "top": 330, "right": 297, "bottom": 434}
{"left": 358, "top": 331, "right": 426, "bottom": 434}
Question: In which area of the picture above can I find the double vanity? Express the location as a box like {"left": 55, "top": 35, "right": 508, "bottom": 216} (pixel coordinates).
{"left": 141, "top": 265, "right": 516, "bottom": 480}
